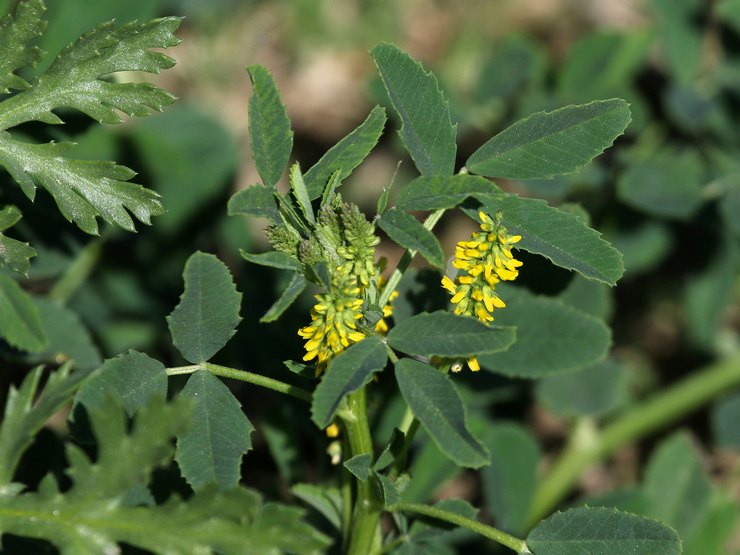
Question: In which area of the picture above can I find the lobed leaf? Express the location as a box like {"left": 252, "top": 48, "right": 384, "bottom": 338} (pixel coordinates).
{"left": 387, "top": 311, "right": 515, "bottom": 358}
{"left": 478, "top": 288, "right": 611, "bottom": 378}
{"left": 378, "top": 208, "right": 444, "bottom": 268}
{"left": 0, "top": 0, "right": 45, "bottom": 93}
{"left": 527, "top": 507, "right": 681, "bottom": 555}
{"left": 303, "top": 105, "right": 386, "bottom": 199}
{"left": 476, "top": 193, "right": 624, "bottom": 285}
{"left": 0, "top": 362, "right": 91, "bottom": 486}
{"left": 371, "top": 43, "right": 457, "bottom": 177}
{"left": 394, "top": 174, "right": 504, "bottom": 211}
{"left": 167, "top": 251, "right": 242, "bottom": 364}
{"left": 175, "top": 370, "right": 254, "bottom": 492}
{"left": 247, "top": 64, "right": 293, "bottom": 187}
{"left": 0, "top": 204, "right": 35, "bottom": 274}
{"left": 466, "top": 99, "right": 631, "bottom": 179}
{"left": 394, "top": 358, "right": 489, "bottom": 468}
{"left": 311, "top": 337, "right": 388, "bottom": 428}
{"left": 0, "top": 273, "right": 46, "bottom": 352}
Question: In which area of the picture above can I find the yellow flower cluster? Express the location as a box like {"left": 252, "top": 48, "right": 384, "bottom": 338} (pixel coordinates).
{"left": 442, "top": 210, "right": 522, "bottom": 371}
{"left": 298, "top": 267, "right": 366, "bottom": 375}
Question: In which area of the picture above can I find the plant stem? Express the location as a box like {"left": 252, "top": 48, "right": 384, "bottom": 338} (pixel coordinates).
{"left": 48, "top": 239, "right": 103, "bottom": 304}
{"left": 166, "top": 363, "right": 312, "bottom": 403}
{"left": 527, "top": 354, "right": 740, "bottom": 528}
{"left": 342, "top": 388, "right": 382, "bottom": 555}
{"left": 388, "top": 502, "right": 530, "bottom": 553}
{"left": 379, "top": 208, "right": 445, "bottom": 307}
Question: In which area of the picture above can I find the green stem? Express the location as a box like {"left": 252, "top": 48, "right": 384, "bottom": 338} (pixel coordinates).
{"left": 527, "top": 354, "right": 740, "bottom": 528}
{"left": 342, "top": 388, "right": 382, "bottom": 555}
{"left": 48, "top": 239, "right": 103, "bottom": 304}
{"left": 166, "top": 363, "right": 312, "bottom": 403}
{"left": 379, "top": 208, "right": 445, "bottom": 307}
{"left": 389, "top": 502, "right": 530, "bottom": 553}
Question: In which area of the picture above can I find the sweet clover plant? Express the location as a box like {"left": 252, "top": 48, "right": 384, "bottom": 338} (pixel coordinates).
{"left": 1, "top": 1, "right": 739, "bottom": 554}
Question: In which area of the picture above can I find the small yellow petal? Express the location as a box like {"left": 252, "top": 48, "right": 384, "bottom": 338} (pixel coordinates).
{"left": 467, "top": 356, "right": 480, "bottom": 371}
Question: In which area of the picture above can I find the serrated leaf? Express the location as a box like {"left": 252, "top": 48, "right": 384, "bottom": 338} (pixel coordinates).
{"left": 228, "top": 184, "right": 281, "bottom": 223}
{"left": 481, "top": 424, "right": 540, "bottom": 536}
{"left": 371, "top": 43, "right": 457, "bottom": 176}
{"left": 466, "top": 99, "right": 631, "bottom": 179}
{"left": 304, "top": 105, "right": 386, "bottom": 199}
{"left": 0, "top": 137, "right": 164, "bottom": 234}
{"left": 167, "top": 251, "right": 242, "bottom": 364}
{"left": 527, "top": 507, "right": 681, "bottom": 555}
{"left": 0, "top": 396, "right": 331, "bottom": 554}
{"left": 478, "top": 289, "right": 611, "bottom": 378}
{"left": 476, "top": 193, "right": 624, "bottom": 285}
{"left": 0, "top": 16, "right": 182, "bottom": 129}
{"left": 387, "top": 311, "right": 515, "bottom": 358}
{"left": 175, "top": 370, "right": 254, "bottom": 492}
{"left": 291, "top": 483, "right": 343, "bottom": 530}
{"left": 378, "top": 208, "right": 444, "bottom": 268}
{"left": 395, "top": 174, "right": 503, "bottom": 211}
{"left": 344, "top": 454, "right": 372, "bottom": 482}
{"left": 240, "top": 249, "right": 302, "bottom": 271}
{"left": 0, "top": 205, "right": 35, "bottom": 274}
{"left": 395, "top": 358, "right": 489, "bottom": 468}
{"left": 247, "top": 64, "right": 293, "bottom": 187}
{"left": 261, "top": 273, "right": 307, "bottom": 323}
{"left": 0, "top": 363, "right": 91, "bottom": 486}
{"left": 536, "top": 358, "right": 628, "bottom": 417}
{"left": 75, "top": 350, "right": 166, "bottom": 417}
{"left": 25, "top": 297, "right": 101, "bottom": 371}
{"left": 311, "top": 337, "right": 387, "bottom": 428}
{"left": 0, "top": 273, "right": 46, "bottom": 352}
{"left": 0, "top": 0, "right": 45, "bottom": 93}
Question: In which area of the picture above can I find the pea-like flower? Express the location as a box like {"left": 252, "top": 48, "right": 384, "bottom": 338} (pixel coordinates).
{"left": 442, "top": 210, "right": 522, "bottom": 371}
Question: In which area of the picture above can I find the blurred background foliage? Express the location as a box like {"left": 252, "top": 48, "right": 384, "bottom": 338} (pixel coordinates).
{"left": 1, "top": 0, "right": 740, "bottom": 553}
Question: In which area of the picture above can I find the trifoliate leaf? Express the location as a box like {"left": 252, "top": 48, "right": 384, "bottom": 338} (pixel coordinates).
{"left": 167, "top": 251, "right": 243, "bottom": 364}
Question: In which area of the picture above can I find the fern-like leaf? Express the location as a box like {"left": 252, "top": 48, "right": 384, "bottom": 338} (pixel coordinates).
{"left": 0, "top": 0, "right": 45, "bottom": 93}
{"left": 0, "top": 205, "right": 35, "bottom": 273}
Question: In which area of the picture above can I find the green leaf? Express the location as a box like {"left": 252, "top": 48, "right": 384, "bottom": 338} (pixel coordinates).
{"left": 476, "top": 193, "right": 624, "bottom": 285}
{"left": 344, "top": 454, "right": 372, "bottom": 482}
{"left": 0, "top": 0, "right": 45, "bottom": 93}
{"left": 558, "top": 274, "right": 614, "bottom": 321}
{"left": 175, "top": 370, "right": 254, "bottom": 492}
{"left": 712, "top": 392, "right": 740, "bottom": 449}
{"left": 466, "top": 99, "right": 631, "bottom": 179}
{"left": 718, "top": 0, "right": 740, "bottom": 34}
{"left": 378, "top": 208, "right": 444, "bottom": 268}
{"left": 0, "top": 138, "right": 165, "bottom": 234}
{"left": 75, "top": 350, "right": 166, "bottom": 417}
{"left": 167, "top": 251, "right": 242, "bottom": 364}
{"left": 611, "top": 221, "right": 673, "bottom": 278}
{"left": 536, "top": 358, "right": 629, "bottom": 417}
{"left": 652, "top": 0, "right": 702, "bottom": 83}
{"left": 240, "top": 249, "right": 302, "bottom": 271}
{"left": 261, "top": 273, "right": 307, "bottom": 323}
{"left": 247, "top": 64, "right": 293, "bottom": 187}
{"left": 371, "top": 43, "right": 456, "bottom": 177}
{"left": 303, "top": 105, "right": 386, "bottom": 199}
{"left": 527, "top": 507, "right": 681, "bottom": 555}
{"left": 617, "top": 149, "right": 704, "bottom": 220}
{"left": 291, "top": 483, "right": 342, "bottom": 530}
{"left": 481, "top": 424, "right": 540, "bottom": 536}
{"left": 0, "top": 396, "right": 331, "bottom": 554}
{"left": 0, "top": 205, "right": 35, "bottom": 274}
{"left": 478, "top": 288, "right": 611, "bottom": 378}
{"left": 311, "top": 336, "right": 387, "bottom": 428}
{"left": 228, "top": 184, "right": 281, "bottom": 223}
{"left": 394, "top": 358, "right": 489, "bottom": 468}
{"left": 25, "top": 297, "right": 101, "bottom": 371}
{"left": 0, "top": 363, "right": 92, "bottom": 486}
{"left": 387, "top": 311, "right": 515, "bottom": 358}
{"left": 395, "top": 174, "right": 503, "bottom": 211}
{"left": 290, "top": 162, "right": 315, "bottom": 225}
{"left": 0, "top": 274, "right": 46, "bottom": 352}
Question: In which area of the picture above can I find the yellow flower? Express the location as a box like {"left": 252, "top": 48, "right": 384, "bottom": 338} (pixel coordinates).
{"left": 298, "top": 268, "right": 366, "bottom": 375}
{"left": 375, "top": 276, "right": 398, "bottom": 335}
{"left": 442, "top": 210, "right": 522, "bottom": 371}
